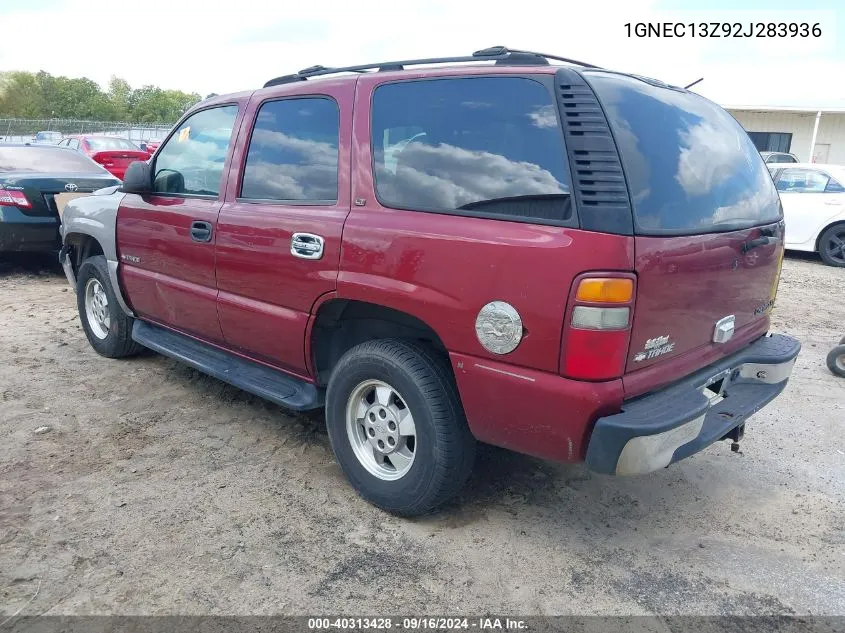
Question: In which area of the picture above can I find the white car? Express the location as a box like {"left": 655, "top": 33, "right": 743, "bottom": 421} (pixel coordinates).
{"left": 768, "top": 163, "right": 845, "bottom": 267}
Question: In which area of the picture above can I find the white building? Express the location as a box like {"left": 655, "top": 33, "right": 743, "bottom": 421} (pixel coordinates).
{"left": 726, "top": 106, "right": 845, "bottom": 165}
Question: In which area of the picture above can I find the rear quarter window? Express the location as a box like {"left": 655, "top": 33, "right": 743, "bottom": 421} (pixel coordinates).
{"left": 371, "top": 76, "right": 574, "bottom": 225}
{"left": 585, "top": 72, "right": 781, "bottom": 235}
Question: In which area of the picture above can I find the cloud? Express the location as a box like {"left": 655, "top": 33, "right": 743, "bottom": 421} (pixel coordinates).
{"left": 377, "top": 142, "right": 568, "bottom": 211}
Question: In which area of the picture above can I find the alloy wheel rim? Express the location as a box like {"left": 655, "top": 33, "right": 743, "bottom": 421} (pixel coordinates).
{"left": 826, "top": 231, "right": 845, "bottom": 263}
{"left": 345, "top": 379, "right": 417, "bottom": 481}
{"left": 84, "top": 278, "right": 110, "bottom": 340}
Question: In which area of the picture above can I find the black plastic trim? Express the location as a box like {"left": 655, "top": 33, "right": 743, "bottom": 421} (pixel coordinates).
{"left": 553, "top": 67, "right": 634, "bottom": 235}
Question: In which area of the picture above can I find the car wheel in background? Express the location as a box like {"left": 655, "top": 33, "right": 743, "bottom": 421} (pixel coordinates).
{"left": 827, "top": 344, "right": 845, "bottom": 378}
{"left": 818, "top": 224, "right": 845, "bottom": 267}
{"left": 76, "top": 255, "right": 142, "bottom": 358}
{"left": 325, "top": 339, "right": 475, "bottom": 516}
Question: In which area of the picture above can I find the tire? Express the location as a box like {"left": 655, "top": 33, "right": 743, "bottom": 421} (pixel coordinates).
{"left": 827, "top": 344, "right": 845, "bottom": 378}
{"left": 76, "top": 255, "right": 142, "bottom": 358}
{"left": 817, "top": 223, "right": 845, "bottom": 267}
{"left": 839, "top": 335, "right": 845, "bottom": 346}
{"left": 325, "top": 339, "right": 475, "bottom": 516}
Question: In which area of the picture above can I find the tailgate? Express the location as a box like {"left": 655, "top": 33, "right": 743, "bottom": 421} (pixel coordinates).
{"left": 629, "top": 222, "right": 783, "bottom": 373}
{"left": 583, "top": 71, "right": 785, "bottom": 394}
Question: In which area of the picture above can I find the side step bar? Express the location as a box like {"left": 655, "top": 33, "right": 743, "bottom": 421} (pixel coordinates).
{"left": 132, "top": 321, "right": 323, "bottom": 411}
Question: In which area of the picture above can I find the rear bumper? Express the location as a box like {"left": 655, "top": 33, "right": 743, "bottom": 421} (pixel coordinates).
{"left": 0, "top": 209, "right": 60, "bottom": 252}
{"left": 586, "top": 333, "right": 801, "bottom": 475}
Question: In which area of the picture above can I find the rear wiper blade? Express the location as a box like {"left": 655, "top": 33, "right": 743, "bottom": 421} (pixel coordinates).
{"left": 456, "top": 193, "right": 569, "bottom": 211}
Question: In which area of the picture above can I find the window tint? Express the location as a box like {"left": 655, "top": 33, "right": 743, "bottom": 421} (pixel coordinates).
{"left": 371, "top": 77, "right": 572, "bottom": 223}
{"left": 0, "top": 146, "right": 106, "bottom": 173}
{"left": 776, "top": 169, "right": 830, "bottom": 193}
{"left": 586, "top": 72, "right": 781, "bottom": 235}
{"left": 241, "top": 98, "right": 339, "bottom": 202}
{"left": 153, "top": 105, "right": 238, "bottom": 196}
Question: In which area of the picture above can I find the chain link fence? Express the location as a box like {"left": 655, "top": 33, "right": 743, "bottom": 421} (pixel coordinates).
{"left": 0, "top": 118, "right": 174, "bottom": 145}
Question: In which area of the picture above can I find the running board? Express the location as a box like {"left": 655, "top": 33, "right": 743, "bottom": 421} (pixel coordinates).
{"left": 132, "top": 321, "right": 323, "bottom": 411}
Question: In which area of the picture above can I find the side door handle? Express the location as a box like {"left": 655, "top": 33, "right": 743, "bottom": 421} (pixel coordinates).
{"left": 190, "top": 221, "right": 213, "bottom": 243}
{"left": 291, "top": 233, "right": 325, "bottom": 260}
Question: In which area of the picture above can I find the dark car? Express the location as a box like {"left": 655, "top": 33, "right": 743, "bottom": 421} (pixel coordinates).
{"left": 0, "top": 145, "right": 120, "bottom": 253}
{"left": 60, "top": 47, "right": 799, "bottom": 515}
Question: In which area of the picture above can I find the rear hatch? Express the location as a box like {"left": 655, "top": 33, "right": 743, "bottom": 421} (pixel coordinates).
{"left": 584, "top": 72, "right": 784, "bottom": 395}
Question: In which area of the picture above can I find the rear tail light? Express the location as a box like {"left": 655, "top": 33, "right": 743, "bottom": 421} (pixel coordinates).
{"left": 91, "top": 152, "right": 114, "bottom": 167}
{"left": 0, "top": 187, "right": 32, "bottom": 208}
{"left": 561, "top": 274, "right": 636, "bottom": 381}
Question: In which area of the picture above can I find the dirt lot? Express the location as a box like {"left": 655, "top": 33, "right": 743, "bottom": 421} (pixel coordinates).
{"left": 1, "top": 252, "right": 844, "bottom": 617}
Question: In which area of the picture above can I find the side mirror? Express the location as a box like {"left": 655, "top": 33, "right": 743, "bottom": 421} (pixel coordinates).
{"left": 122, "top": 161, "right": 153, "bottom": 194}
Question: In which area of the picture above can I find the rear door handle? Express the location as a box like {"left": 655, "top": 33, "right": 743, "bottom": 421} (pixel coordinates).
{"left": 190, "top": 221, "right": 213, "bottom": 243}
{"left": 291, "top": 233, "right": 325, "bottom": 260}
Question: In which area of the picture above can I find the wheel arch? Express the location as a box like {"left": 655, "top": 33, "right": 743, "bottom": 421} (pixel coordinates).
{"left": 815, "top": 219, "right": 845, "bottom": 252}
{"left": 309, "top": 298, "right": 450, "bottom": 387}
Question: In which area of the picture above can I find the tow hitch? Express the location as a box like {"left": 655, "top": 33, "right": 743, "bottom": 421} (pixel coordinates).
{"left": 721, "top": 424, "right": 745, "bottom": 453}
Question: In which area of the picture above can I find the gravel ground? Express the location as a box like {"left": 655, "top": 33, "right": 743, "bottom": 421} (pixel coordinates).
{"left": 1, "top": 252, "right": 843, "bottom": 617}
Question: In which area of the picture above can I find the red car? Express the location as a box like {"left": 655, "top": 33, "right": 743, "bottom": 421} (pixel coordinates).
{"left": 59, "top": 47, "right": 800, "bottom": 515}
{"left": 58, "top": 135, "right": 150, "bottom": 180}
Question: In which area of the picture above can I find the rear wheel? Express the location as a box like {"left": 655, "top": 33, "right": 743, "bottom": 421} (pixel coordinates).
{"left": 827, "top": 344, "right": 845, "bottom": 378}
{"left": 818, "top": 224, "right": 845, "bottom": 267}
{"left": 325, "top": 339, "right": 475, "bottom": 516}
{"left": 76, "top": 255, "right": 141, "bottom": 358}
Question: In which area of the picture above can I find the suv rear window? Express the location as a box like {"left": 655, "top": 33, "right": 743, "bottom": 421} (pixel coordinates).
{"left": 371, "top": 77, "right": 573, "bottom": 224}
{"left": 585, "top": 72, "right": 781, "bottom": 235}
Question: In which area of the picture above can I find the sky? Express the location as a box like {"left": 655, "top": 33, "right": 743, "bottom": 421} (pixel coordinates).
{"left": 1, "top": 0, "right": 843, "bottom": 107}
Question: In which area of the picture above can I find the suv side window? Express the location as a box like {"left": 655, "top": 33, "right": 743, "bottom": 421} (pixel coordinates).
{"left": 371, "top": 77, "right": 572, "bottom": 224}
{"left": 776, "top": 168, "right": 830, "bottom": 193}
{"left": 153, "top": 105, "right": 239, "bottom": 197}
{"left": 240, "top": 97, "right": 339, "bottom": 203}
{"left": 68, "top": 139, "right": 80, "bottom": 151}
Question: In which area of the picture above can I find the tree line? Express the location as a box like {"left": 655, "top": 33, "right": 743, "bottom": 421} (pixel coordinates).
{"left": 0, "top": 71, "right": 203, "bottom": 124}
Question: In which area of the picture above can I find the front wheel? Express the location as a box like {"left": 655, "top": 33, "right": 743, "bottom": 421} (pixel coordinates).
{"left": 325, "top": 339, "right": 475, "bottom": 516}
{"left": 76, "top": 255, "right": 142, "bottom": 358}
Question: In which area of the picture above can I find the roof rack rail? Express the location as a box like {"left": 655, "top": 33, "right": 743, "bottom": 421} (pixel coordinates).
{"left": 263, "top": 46, "right": 601, "bottom": 88}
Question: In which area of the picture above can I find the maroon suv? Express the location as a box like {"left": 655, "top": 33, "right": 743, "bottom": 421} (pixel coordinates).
{"left": 59, "top": 47, "right": 800, "bottom": 515}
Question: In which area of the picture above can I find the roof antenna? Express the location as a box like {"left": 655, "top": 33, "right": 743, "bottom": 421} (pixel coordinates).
{"left": 684, "top": 77, "right": 704, "bottom": 90}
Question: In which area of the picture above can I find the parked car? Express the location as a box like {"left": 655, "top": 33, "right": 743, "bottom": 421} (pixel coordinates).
{"left": 0, "top": 145, "right": 119, "bottom": 253}
{"left": 31, "top": 131, "right": 63, "bottom": 144}
{"left": 138, "top": 140, "right": 161, "bottom": 154}
{"left": 767, "top": 163, "right": 845, "bottom": 266}
{"left": 59, "top": 46, "right": 800, "bottom": 515}
{"left": 761, "top": 151, "right": 799, "bottom": 164}
{"left": 57, "top": 135, "right": 150, "bottom": 180}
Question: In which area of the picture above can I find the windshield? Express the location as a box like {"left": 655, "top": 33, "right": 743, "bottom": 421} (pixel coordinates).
{"left": 585, "top": 72, "right": 781, "bottom": 235}
{"left": 86, "top": 137, "right": 141, "bottom": 151}
{"left": 0, "top": 147, "right": 107, "bottom": 173}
